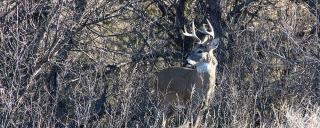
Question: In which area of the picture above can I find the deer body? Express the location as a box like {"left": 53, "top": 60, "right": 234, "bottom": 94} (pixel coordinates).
{"left": 156, "top": 68, "right": 203, "bottom": 106}
{"left": 155, "top": 56, "right": 217, "bottom": 108}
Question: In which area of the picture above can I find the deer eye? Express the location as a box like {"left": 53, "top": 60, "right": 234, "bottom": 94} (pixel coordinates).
{"left": 197, "top": 50, "right": 203, "bottom": 53}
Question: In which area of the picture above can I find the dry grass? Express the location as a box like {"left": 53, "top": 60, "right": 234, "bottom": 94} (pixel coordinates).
{"left": 0, "top": 0, "right": 319, "bottom": 127}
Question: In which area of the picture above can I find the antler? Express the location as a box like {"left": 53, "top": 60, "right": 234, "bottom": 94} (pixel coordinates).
{"left": 198, "top": 19, "right": 215, "bottom": 39}
{"left": 199, "top": 19, "right": 219, "bottom": 49}
{"left": 182, "top": 21, "right": 201, "bottom": 43}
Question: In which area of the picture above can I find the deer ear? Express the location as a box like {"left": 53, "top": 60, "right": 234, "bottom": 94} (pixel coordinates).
{"left": 208, "top": 38, "right": 220, "bottom": 50}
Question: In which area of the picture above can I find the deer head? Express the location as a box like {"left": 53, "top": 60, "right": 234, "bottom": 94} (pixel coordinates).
{"left": 185, "top": 19, "right": 219, "bottom": 73}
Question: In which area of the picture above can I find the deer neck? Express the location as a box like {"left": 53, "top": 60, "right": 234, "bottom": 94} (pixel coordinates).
{"left": 196, "top": 62, "right": 216, "bottom": 87}
{"left": 196, "top": 60, "right": 217, "bottom": 108}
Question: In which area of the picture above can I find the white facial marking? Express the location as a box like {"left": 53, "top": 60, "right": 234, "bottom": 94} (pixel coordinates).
{"left": 187, "top": 59, "right": 198, "bottom": 65}
{"left": 196, "top": 63, "right": 211, "bottom": 73}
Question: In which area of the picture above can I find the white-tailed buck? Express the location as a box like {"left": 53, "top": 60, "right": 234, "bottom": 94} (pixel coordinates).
{"left": 155, "top": 19, "right": 219, "bottom": 127}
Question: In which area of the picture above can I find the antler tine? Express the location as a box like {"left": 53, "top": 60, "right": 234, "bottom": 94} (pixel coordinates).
{"left": 198, "top": 19, "right": 215, "bottom": 39}
{"left": 182, "top": 21, "right": 201, "bottom": 43}
{"left": 182, "top": 26, "right": 192, "bottom": 37}
{"left": 207, "top": 19, "right": 215, "bottom": 35}
{"left": 206, "top": 19, "right": 215, "bottom": 38}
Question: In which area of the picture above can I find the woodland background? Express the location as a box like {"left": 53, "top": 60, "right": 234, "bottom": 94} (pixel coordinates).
{"left": 0, "top": 0, "right": 319, "bottom": 127}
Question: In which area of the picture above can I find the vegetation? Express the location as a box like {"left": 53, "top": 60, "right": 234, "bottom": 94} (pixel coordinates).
{"left": 0, "top": 0, "right": 319, "bottom": 127}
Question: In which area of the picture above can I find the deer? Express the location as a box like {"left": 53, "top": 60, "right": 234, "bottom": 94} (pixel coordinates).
{"left": 154, "top": 19, "right": 219, "bottom": 127}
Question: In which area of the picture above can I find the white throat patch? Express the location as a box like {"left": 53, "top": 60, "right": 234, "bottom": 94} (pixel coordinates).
{"left": 196, "top": 63, "right": 212, "bottom": 73}
{"left": 187, "top": 59, "right": 198, "bottom": 65}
